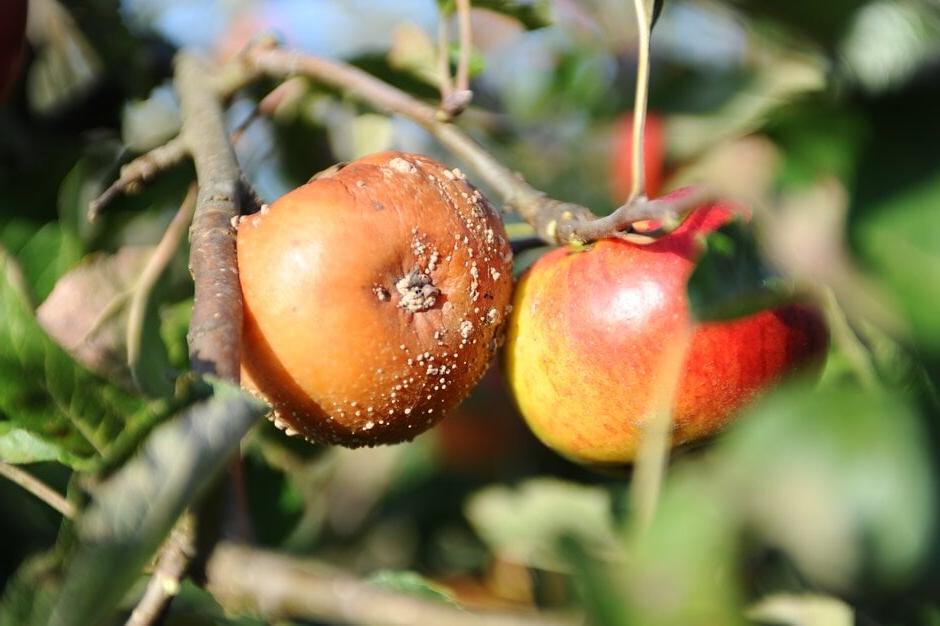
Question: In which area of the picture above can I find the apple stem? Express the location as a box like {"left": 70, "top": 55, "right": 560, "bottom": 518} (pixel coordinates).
{"left": 628, "top": 0, "right": 653, "bottom": 202}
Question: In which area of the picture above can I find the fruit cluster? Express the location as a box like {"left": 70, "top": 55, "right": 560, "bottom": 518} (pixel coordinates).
{"left": 238, "top": 151, "right": 827, "bottom": 463}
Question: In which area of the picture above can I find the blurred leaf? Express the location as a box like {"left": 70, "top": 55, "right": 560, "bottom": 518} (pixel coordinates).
{"left": 764, "top": 98, "right": 866, "bottom": 190}
{"left": 56, "top": 141, "right": 123, "bottom": 246}
{"left": 351, "top": 113, "right": 394, "bottom": 159}
{"left": 368, "top": 570, "right": 458, "bottom": 605}
{"left": 49, "top": 380, "right": 267, "bottom": 626}
{"left": 0, "top": 247, "right": 155, "bottom": 470}
{"left": 687, "top": 220, "right": 793, "bottom": 322}
{"left": 623, "top": 468, "right": 743, "bottom": 626}
{"left": 36, "top": 247, "right": 152, "bottom": 391}
{"left": 747, "top": 593, "right": 853, "bottom": 626}
{"left": 0, "top": 422, "right": 87, "bottom": 466}
{"left": 724, "top": 0, "right": 866, "bottom": 49}
{"left": 721, "top": 384, "right": 935, "bottom": 589}
{"left": 160, "top": 299, "right": 192, "bottom": 371}
{"left": 0, "top": 221, "right": 82, "bottom": 304}
{"left": 437, "top": 0, "right": 553, "bottom": 30}
{"left": 388, "top": 23, "right": 439, "bottom": 86}
{"left": 0, "top": 551, "right": 61, "bottom": 626}
{"left": 839, "top": 1, "right": 940, "bottom": 94}
{"left": 25, "top": 0, "right": 103, "bottom": 115}
{"left": 558, "top": 535, "right": 630, "bottom": 626}
{"left": 465, "top": 478, "right": 619, "bottom": 570}
{"left": 849, "top": 78, "right": 940, "bottom": 353}
{"left": 668, "top": 57, "right": 825, "bottom": 161}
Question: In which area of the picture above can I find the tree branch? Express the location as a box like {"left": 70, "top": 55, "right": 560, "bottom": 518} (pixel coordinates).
{"left": 124, "top": 514, "right": 196, "bottom": 626}
{"left": 243, "top": 44, "right": 696, "bottom": 246}
{"left": 206, "top": 542, "right": 580, "bottom": 626}
{"left": 88, "top": 137, "right": 189, "bottom": 221}
{"left": 174, "top": 53, "right": 244, "bottom": 380}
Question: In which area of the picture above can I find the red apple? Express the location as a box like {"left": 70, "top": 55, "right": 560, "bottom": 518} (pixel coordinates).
{"left": 503, "top": 188, "right": 828, "bottom": 465}
{"left": 610, "top": 112, "right": 666, "bottom": 202}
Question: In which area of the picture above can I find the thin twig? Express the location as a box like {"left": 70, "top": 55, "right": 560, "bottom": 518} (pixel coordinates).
{"left": 243, "top": 44, "right": 697, "bottom": 245}
{"left": 126, "top": 184, "right": 198, "bottom": 389}
{"left": 454, "top": 0, "right": 472, "bottom": 95}
{"left": 88, "top": 136, "right": 189, "bottom": 221}
{"left": 625, "top": 0, "right": 677, "bottom": 540}
{"left": 174, "top": 53, "right": 244, "bottom": 380}
{"left": 206, "top": 542, "right": 580, "bottom": 626}
{"left": 439, "top": 0, "right": 474, "bottom": 117}
{"left": 0, "top": 461, "right": 75, "bottom": 518}
{"left": 436, "top": 15, "right": 455, "bottom": 110}
{"left": 627, "top": 0, "right": 653, "bottom": 202}
{"left": 125, "top": 514, "right": 196, "bottom": 626}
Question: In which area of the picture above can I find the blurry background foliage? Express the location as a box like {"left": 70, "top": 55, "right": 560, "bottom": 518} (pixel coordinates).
{"left": 1, "top": 0, "right": 940, "bottom": 625}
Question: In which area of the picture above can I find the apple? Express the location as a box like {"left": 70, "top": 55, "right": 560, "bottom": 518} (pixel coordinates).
{"left": 610, "top": 112, "right": 666, "bottom": 202}
{"left": 503, "top": 188, "right": 828, "bottom": 465}
{"left": 238, "top": 151, "right": 513, "bottom": 447}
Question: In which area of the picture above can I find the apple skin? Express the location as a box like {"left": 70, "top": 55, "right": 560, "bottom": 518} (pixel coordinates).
{"left": 610, "top": 112, "right": 666, "bottom": 201}
{"left": 503, "top": 188, "right": 828, "bottom": 465}
{"left": 238, "top": 151, "right": 513, "bottom": 447}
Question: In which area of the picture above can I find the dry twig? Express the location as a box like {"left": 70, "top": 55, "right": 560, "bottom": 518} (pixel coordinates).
{"left": 88, "top": 136, "right": 189, "bottom": 222}
{"left": 206, "top": 542, "right": 581, "bottom": 626}
{"left": 124, "top": 515, "right": 196, "bottom": 626}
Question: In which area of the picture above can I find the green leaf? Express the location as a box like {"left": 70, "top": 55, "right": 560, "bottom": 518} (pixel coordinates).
{"left": 49, "top": 380, "right": 267, "bottom": 626}
{"left": 0, "top": 422, "right": 87, "bottom": 467}
{"left": 0, "top": 248, "right": 153, "bottom": 470}
{"left": 687, "top": 220, "right": 794, "bottom": 322}
{"left": 57, "top": 142, "right": 123, "bottom": 246}
{"left": 465, "top": 478, "right": 619, "bottom": 570}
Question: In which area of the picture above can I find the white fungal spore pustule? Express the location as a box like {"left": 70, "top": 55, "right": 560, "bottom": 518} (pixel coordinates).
{"left": 396, "top": 269, "right": 440, "bottom": 312}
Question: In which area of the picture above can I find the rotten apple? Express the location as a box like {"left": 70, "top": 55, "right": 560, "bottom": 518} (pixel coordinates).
{"left": 237, "top": 151, "right": 513, "bottom": 447}
{"left": 503, "top": 188, "right": 828, "bottom": 465}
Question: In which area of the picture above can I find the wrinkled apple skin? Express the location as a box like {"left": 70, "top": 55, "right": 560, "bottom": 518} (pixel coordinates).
{"left": 238, "top": 151, "right": 513, "bottom": 447}
{"left": 504, "top": 189, "right": 828, "bottom": 465}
